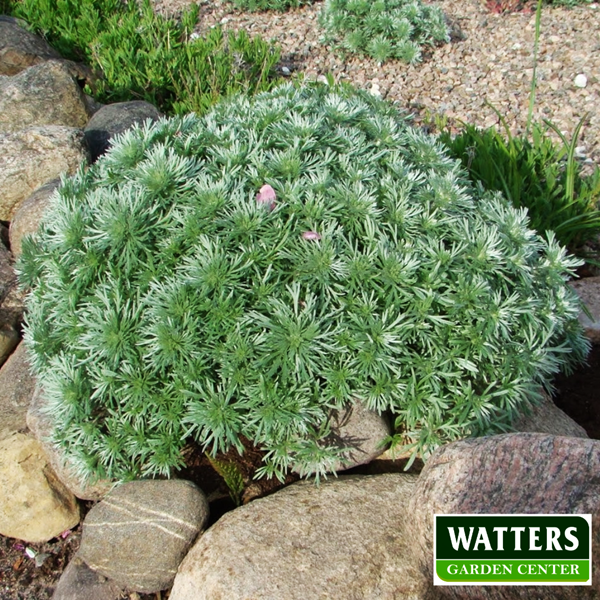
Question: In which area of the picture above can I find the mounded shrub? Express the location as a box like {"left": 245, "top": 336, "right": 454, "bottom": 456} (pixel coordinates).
{"left": 230, "top": 0, "right": 314, "bottom": 11}
{"left": 319, "top": 0, "right": 450, "bottom": 64}
{"left": 18, "top": 83, "right": 588, "bottom": 484}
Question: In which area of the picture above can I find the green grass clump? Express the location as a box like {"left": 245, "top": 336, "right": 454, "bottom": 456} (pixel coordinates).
{"left": 319, "top": 0, "right": 450, "bottom": 64}
{"left": 8, "top": 0, "right": 281, "bottom": 115}
{"left": 230, "top": 0, "right": 313, "bottom": 11}
{"left": 18, "top": 82, "right": 588, "bottom": 484}
{"left": 439, "top": 120, "right": 600, "bottom": 257}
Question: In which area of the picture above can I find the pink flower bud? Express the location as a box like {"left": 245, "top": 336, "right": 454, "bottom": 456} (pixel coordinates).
{"left": 302, "top": 231, "right": 321, "bottom": 241}
{"left": 256, "top": 184, "right": 276, "bottom": 211}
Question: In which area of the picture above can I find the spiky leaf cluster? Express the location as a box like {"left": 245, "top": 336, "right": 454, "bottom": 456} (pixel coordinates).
{"left": 230, "top": 0, "right": 313, "bottom": 11}
{"left": 19, "top": 83, "right": 588, "bottom": 484}
{"left": 319, "top": 0, "right": 450, "bottom": 63}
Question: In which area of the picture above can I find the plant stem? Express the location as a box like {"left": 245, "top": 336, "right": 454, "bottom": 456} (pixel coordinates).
{"left": 526, "top": 0, "right": 543, "bottom": 137}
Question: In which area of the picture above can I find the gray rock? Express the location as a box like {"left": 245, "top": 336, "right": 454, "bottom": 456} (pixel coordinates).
{"left": 295, "top": 400, "right": 392, "bottom": 476}
{"left": 0, "top": 283, "right": 24, "bottom": 363}
{"left": 0, "top": 239, "right": 16, "bottom": 304}
{"left": 0, "top": 320, "right": 19, "bottom": 367}
{"left": 407, "top": 433, "right": 600, "bottom": 599}
{"left": 0, "top": 60, "right": 90, "bottom": 133}
{"left": 0, "top": 432, "right": 80, "bottom": 542}
{"left": 0, "top": 125, "right": 88, "bottom": 220}
{"left": 26, "top": 386, "right": 114, "bottom": 501}
{"left": 170, "top": 473, "right": 427, "bottom": 600}
{"left": 0, "top": 18, "right": 61, "bottom": 76}
{"left": 9, "top": 177, "right": 59, "bottom": 258}
{"left": 0, "top": 342, "right": 35, "bottom": 441}
{"left": 0, "top": 242, "right": 20, "bottom": 366}
{"left": 52, "top": 554, "right": 125, "bottom": 600}
{"left": 78, "top": 479, "right": 209, "bottom": 593}
{"left": 84, "top": 100, "right": 162, "bottom": 161}
{"left": 512, "top": 389, "right": 588, "bottom": 438}
{"left": 83, "top": 94, "right": 104, "bottom": 117}
{"left": 570, "top": 276, "right": 600, "bottom": 343}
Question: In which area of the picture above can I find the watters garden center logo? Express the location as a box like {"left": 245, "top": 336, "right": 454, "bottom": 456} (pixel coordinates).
{"left": 434, "top": 515, "right": 592, "bottom": 585}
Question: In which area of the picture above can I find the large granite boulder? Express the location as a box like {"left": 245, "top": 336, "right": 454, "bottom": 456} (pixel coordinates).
{"left": 0, "top": 125, "right": 88, "bottom": 220}
{"left": 170, "top": 473, "right": 427, "bottom": 600}
{"left": 0, "top": 432, "right": 80, "bottom": 542}
{"left": 27, "top": 386, "right": 114, "bottom": 501}
{"left": 0, "top": 60, "right": 90, "bottom": 133}
{"left": 0, "top": 16, "right": 61, "bottom": 76}
{"left": 0, "top": 342, "right": 36, "bottom": 441}
{"left": 83, "top": 100, "right": 162, "bottom": 161}
{"left": 9, "top": 177, "right": 59, "bottom": 258}
{"left": 78, "top": 479, "right": 209, "bottom": 593}
{"left": 407, "top": 433, "right": 600, "bottom": 599}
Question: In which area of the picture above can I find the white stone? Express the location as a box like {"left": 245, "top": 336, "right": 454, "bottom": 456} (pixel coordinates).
{"left": 574, "top": 74, "right": 588, "bottom": 88}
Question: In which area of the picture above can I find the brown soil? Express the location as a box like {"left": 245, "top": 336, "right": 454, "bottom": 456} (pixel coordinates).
{"left": 554, "top": 345, "right": 600, "bottom": 440}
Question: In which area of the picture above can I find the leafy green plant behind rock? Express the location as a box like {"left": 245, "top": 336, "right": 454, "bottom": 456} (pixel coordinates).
{"left": 18, "top": 83, "right": 588, "bottom": 485}
{"left": 9, "top": 0, "right": 281, "bottom": 115}
{"left": 230, "top": 0, "right": 314, "bottom": 11}
{"left": 206, "top": 455, "right": 245, "bottom": 506}
{"left": 439, "top": 118, "right": 600, "bottom": 259}
{"left": 319, "top": 0, "right": 450, "bottom": 63}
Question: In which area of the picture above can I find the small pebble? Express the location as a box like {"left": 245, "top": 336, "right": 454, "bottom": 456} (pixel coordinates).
{"left": 369, "top": 84, "right": 382, "bottom": 98}
{"left": 282, "top": 66, "right": 291, "bottom": 76}
{"left": 574, "top": 74, "right": 588, "bottom": 88}
{"left": 34, "top": 553, "right": 50, "bottom": 568}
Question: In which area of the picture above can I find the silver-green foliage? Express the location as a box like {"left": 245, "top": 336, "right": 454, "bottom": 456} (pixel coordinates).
{"left": 231, "top": 0, "right": 313, "bottom": 11}
{"left": 18, "top": 83, "right": 587, "bottom": 484}
{"left": 319, "top": 0, "right": 450, "bottom": 63}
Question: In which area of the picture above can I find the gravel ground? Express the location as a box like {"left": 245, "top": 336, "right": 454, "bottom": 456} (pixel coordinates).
{"left": 153, "top": 0, "right": 600, "bottom": 165}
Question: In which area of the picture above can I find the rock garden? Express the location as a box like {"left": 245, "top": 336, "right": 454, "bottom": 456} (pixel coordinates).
{"left": 1, "top": 0, "right": 600, "bottom": 598}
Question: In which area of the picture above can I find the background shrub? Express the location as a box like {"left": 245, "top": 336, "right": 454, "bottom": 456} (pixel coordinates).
{"left": 8, "top": 0, "right": 281, "bottom": 114}
{"left": 230, "top": 0, "right": 314, "bottom": 11}
{"left": 18, "top": 83, "right": 588, "bottom": 484}
{"left": 319, "top": 0, "right": 450, "bottom": 63}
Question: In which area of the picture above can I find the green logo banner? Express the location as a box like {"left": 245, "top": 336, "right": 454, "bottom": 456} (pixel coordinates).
{"left": 434, "top": 515, "right": 592, "bottom": 586}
